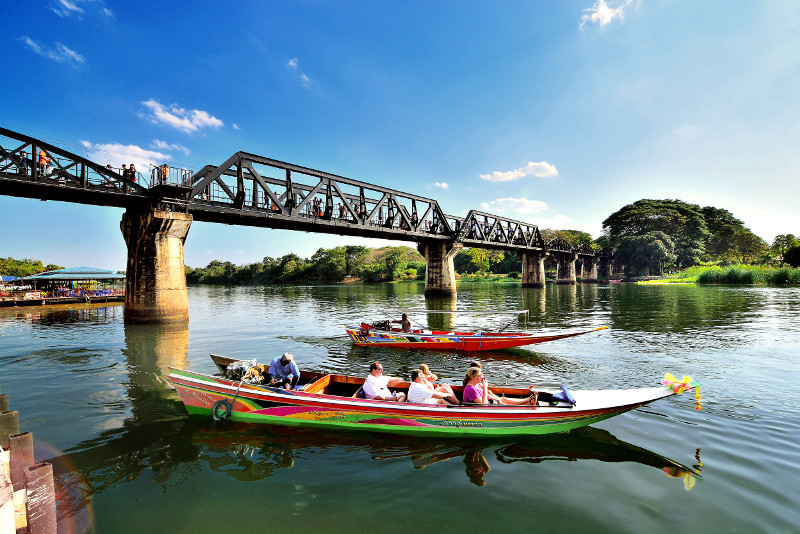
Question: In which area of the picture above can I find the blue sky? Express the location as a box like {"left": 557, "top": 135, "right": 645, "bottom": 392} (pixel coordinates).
{"left": 2, "top": 1, "right": 798, "bottom": 271}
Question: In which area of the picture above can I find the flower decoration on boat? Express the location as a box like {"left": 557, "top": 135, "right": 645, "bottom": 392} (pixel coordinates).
{"left": 662, "top": 373, "right": 702, "bottom": 410}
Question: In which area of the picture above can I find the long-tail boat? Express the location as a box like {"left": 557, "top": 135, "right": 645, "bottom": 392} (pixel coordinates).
{"left": 345, "top": 322, "right": 608, "bottom": 351}
{"left": 167, "top": 355, "right": 700, "bottom": 438}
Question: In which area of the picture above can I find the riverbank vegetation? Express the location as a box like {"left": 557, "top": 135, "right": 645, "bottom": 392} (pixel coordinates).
{"left": 0, "top": 257, "right": 63, "bottom": 277}
{"left": 5, "top": 200, "right": 798, "bottom": 287}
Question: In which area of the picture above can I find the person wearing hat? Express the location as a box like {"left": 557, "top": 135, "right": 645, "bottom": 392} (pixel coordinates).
{"left": 267, "top": 352, "right": 300, "bottom": 389}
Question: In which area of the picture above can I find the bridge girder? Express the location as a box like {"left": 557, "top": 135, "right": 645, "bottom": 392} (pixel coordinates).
{"left": 0, "top": 127, "right": 562, "bottom": 254}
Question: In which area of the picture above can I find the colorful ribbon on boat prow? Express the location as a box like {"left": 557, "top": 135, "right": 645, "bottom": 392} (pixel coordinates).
{"left": 663, "top": 373, "right": 702, "bottom": 410}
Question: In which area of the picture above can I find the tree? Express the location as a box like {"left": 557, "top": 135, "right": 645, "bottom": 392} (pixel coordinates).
{"left": 784, "top": 246, "right": 800, "bottom": 268}
{"left": 0, "top": 257, "right": 61, "bottom": 278}
{"left": 540, "top": 229, "right": 594, "bottom": 248}
{"left": 464, "top": 248, "right": 503, "bottom": 274}
{"left": 311, "top": 247, "right": 346, "bottom": 281}
{"left": 771, "top": 234, "right": 800, "bottom": 265}
{"left": 701, "top": 206, "right": 746, "bottom": 261}
{"left": 730, "top": 228, "right": 768, "bottom": 264}
{"left": 614, "top": 231, "right": 676, "bottom": 276}
{"left": 603, "top": 199, "right": 709, "bottom": 268}
{"left": 344, "top": 245, "right": 369, "bottom": 275}
{"left": 493, "top": 252, "right": 522, "bottom": 274}
{"left": 383, "top": 248, "right": 406, "bottom": 280}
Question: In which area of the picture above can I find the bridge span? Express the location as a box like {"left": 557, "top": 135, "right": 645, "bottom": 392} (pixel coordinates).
{"left": 1, "top": 127, "right": 611, "bottom": 322}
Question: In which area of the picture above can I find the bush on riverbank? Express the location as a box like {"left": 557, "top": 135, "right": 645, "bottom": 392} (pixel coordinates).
{"left": 638, "top": 264, "right": 800, "bottom": 285}
{"left": 696, "top": 265, "right": 800, "bottom": 285}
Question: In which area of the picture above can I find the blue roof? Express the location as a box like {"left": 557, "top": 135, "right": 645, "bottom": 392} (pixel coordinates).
{"left": 1, "top": 276, "right": 19, "bottom": 282}
{"left": 23, "top": 266, "right": 125, "bottom": 281}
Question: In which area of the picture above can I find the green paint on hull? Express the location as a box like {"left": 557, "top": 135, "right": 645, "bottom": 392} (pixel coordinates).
{"left": 184, "top": 404, "right": 627, "bottom": 438}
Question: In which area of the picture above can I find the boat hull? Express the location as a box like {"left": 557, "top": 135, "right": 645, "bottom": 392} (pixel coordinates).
{"left": 345, "top": 324, "right": 608, "bottom": 351}
{"left": 169, "top": 365, "right": 674, "bottom": 438}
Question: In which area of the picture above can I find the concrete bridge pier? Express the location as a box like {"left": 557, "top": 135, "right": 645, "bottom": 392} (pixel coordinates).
{"left": 121, "top": 208, "right": 192, "bottom": 323}
{"left": 520, "top": 251, "right": 548, "bottom": 288}
{"left": 581, "top": 258, "right": 599, "bottom": 283}
{"left": 555, "top": 252, "right": 578, "bottom": 285}
{"left": 418, "top": 240, "right": 462, "bottom": 296}
{"left": 598, "top": 256, "right": 614, "bottom": 279}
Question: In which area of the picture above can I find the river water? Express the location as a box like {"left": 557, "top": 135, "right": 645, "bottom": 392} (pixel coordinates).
{"left": 1, "top": 282, "right": 798, "bottom": 533}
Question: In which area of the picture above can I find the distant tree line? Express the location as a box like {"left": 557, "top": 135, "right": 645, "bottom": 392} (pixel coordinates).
{"left": 185, "top": 245, "right": 427, "bottom": 285}
{"left": 0, "top": 257, "right": 63, "bottom": 278}
{"left": 6, "top": 199, "right": 798, "bottom": 285}
{"left": 597, "top": 199, "right": 800, "bottom": 276}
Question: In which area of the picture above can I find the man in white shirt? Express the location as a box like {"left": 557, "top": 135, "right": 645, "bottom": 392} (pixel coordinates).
{"left": 407, "top": 369, "right": 455, "bottom": 405}
{"left": 363, "top": 362, "right": 406, "bottom": 401}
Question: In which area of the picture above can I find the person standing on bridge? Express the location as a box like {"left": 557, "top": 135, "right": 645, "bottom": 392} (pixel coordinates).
{"left": 17, "top": 152, "right": 28, "bottom": 176}
{"left": 38, "top": 149, "right": 51, "bottom": 176}
{"left": 129, "top": 164, "right": 138, "bottom": 183}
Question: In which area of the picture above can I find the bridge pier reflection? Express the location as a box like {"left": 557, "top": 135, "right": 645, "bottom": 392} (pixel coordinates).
{"left": 121, "top": 208, "right": 192, "bottom": 323}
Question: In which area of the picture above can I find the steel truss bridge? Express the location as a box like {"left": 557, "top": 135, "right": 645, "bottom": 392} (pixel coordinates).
{"left": 0, "top": 126, "right": 601, "bottom": 259}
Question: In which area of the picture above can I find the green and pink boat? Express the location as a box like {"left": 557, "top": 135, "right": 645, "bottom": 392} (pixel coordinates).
{"left": 168, "top": 355, "right": 700, "bottom": 438}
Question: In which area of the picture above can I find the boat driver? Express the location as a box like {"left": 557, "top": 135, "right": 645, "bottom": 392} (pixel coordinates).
{"left": 267, "top": 352, "right": 300, "bottom": 390}
{"left": 363, "top": 362, "right": 406, "bottom": 401}
{"left": 392, "top": 313, "right": 412, "bottom": 332}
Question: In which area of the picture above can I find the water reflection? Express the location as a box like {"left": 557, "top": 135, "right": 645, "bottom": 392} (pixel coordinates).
{"left": 50, "top": 417, "right": 700, "bottom": 513}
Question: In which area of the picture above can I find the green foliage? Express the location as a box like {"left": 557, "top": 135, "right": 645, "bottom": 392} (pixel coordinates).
{"left": 701, "top": 206, "right": 744, "bottom": 261}
{"left": 695, "top": 265, "right": 800, "bottom": 285}
{"left": 729, "top": 227, "right": 768, "bottom": 264}
{"left": 615, "top": 231, "right": 676, "bottom": 276}
{"left": 186, "top": 245, "right": 427, "bottom": 285}
{"left": 602, "top": 199, "right": 709, "bottom": 268}
{"left": 771, "top": 235, "right": 800, "bottom": 265}
{"left": 462, "top": 248, "right": 504, "bottom": 274}
{"left": 0, "top": 257, "right": 63, "bottom": 277}
{"left": 540, "top": 229, "right": 595, "bottom": 248}
{"left": 784, "top": 247, "right": 800, "bottom": 268}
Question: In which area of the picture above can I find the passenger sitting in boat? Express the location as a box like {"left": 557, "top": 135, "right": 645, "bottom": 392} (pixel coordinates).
{"left": 463, "top": 367, "right": 535, "bottom": 405}
{"left": 266, "top": 353, "right": 300, "bottom": 390}
{"left": 419, "top": 363, "right": 437, "bottom": 383}
{"left": 392, "top": 313, "right": 412, "bottom": 332}
{"left": 408, "top": 369, "right": 457, "bottom": 405}
{"left": 463, "top": 361, "right": 482, "bottom": 387}
{"left": 363, "top": 361, "right": 406, "bottom": 402}
{"left": 419, "top": 364, "right": 458, "bottom": 401}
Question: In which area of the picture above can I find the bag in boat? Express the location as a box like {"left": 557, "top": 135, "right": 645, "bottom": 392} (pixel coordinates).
{"left": 225, "top": 359, "right": 256, "bottom": 380}
{"left": 550, "top": 385, "right": 577, "bottom": 406}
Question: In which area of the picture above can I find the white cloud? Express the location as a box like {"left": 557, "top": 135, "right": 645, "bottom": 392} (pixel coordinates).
{"left": 151, "top": 139, "right": 191, "bottom": 155}
{"left": 433, "top": 181, "right": 449, "bottom": 189}
{"left": 52, "top": 0, "right": 84, "bottom": 17}
{"left": 232, "top": 123, "right": 241, "bottom": 130}
{"left": 20, "top": 36, "right": 85, "bottom": 64}
{"left": 580, "top": 0, "right": 633, "bottom": 31}
{"left": 480, "top": 197, "right": 550, "bottom": 215}
{"left": 81, "top": 140, "right": 170, "bottom": 175}
{"left": 287, "top": 58, "right": 312, "bottom": 89}
{"left": 140, "top": 99, "right": 224, "bottom": 133}
{"left": 479, "top": 161, "right": 558, "bottom": 182}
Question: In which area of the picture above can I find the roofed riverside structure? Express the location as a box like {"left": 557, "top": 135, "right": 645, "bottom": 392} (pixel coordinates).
{"left": 0, "top": 267, "right": 126, "bottom": 307}
{"left": 22, "top": 266, "right": 126, "bottom": 284}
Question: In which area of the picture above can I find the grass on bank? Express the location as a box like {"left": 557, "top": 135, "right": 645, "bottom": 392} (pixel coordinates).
{"left": 639, "top": 265, "right": 800, "bottom": 285}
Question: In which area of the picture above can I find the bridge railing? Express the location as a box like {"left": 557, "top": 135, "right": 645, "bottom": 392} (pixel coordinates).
{"left": 2, "top": 127, "right": 563, "bottom": 253}
{"left": 0, "top": 127, "right": 144, "bottom": 197}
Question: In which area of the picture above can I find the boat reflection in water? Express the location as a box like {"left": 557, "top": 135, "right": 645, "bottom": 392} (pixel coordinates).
{"left": 45, "top": 409, "right": 701, "bottom": 529}
{"left": 188, "top": 421, "right": 701, "bottom": 489}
